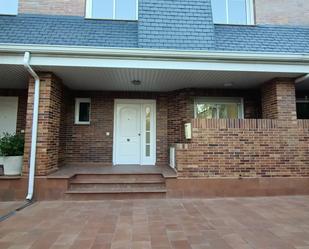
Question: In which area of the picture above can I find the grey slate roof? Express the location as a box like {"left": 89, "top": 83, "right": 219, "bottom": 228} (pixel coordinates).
{"left": 0, "top": 14, "right": 138, "bottom": 48}
{"left": 0, "top": 14, "right": 308, "bottom": 54}
{"left": 215, "top": 25, "right": 309, "bottom": 53}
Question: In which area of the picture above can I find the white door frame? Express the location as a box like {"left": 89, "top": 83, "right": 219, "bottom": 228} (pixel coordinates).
{"left": 113, "top": 99, "right": 156, "bottom": 165}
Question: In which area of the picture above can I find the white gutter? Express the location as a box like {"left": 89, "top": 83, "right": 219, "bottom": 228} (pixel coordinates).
{"left": 23, "top": 52, "right": 40, "bottom": 201}
{"left": 0, "top": 44, "right": 309, "bottom": 63}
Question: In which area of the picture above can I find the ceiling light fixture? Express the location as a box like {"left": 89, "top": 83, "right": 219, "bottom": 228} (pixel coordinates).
{"left": 131, "top": 80, "right": 141, "bottom": 86}
{"left": 224, "top": 83, "right": 233, "bottom": 87}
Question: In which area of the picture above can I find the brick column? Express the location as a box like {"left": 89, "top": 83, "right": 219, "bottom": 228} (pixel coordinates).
{"left": 261, "top": 78, "right": 297, "bottom": 121}
{"left": 23, "top": 73, "right": 65, "bottom": 176}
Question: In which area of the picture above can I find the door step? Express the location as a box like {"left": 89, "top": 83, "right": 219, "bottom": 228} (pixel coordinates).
{"left": 65, "top": 173, "right": 167, "bottom": 200}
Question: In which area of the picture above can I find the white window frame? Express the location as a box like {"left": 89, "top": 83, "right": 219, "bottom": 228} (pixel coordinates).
{"left": 212, "top": 0, "right": 255, "bottom": 25}
{"left": 85, "top": 0, "right": 138, "bottom": 20}
{"left": 75, "top": 98, "right": 91, "bottom": 125}
{"left": 194, "top": 97, "right": 244, "bottom": 119}
{"left": 0, "top": 0, "right": 19, "bottom": 15}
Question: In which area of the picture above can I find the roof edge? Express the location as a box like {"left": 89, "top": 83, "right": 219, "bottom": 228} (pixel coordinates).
{"left": 0, "top": 44, "right": 308, "bottom": 63}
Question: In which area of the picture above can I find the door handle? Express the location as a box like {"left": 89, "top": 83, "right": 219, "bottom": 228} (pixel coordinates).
{"left": 127, "top": 138, "right": 130, "bottom": 142}
{"left": 138, "top": 133, "right": 141, "bottom": 136}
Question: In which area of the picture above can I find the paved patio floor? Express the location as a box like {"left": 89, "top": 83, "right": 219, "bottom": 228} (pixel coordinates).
{"left": 0, "top": 196, "right": 309, "bottom": 249}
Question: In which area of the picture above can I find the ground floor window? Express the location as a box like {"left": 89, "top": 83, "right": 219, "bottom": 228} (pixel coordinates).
{"left": 194, "top": 97, "right": 244, "bottom": 119}
{"left": 297, "top": 99, "right": 309, "bottom": 119}
{"left": 75, "top": 98, "right": 91, "bottom": 124}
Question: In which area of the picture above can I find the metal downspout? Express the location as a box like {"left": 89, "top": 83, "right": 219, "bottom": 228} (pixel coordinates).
{"left": 23, "top": 52, "right": 40, "bottom": 201}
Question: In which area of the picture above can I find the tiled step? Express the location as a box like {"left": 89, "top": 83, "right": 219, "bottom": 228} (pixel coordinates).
{"left": 69, "top": 182, "right": 166, "bottom": 191}
{"left": 70, "top": 178, "right": 165, "bottom": 184}
{"left": 64, "top": 191, "right": 167, "bottom": 200}
{"left": 73, "top": 173, "right": 164, "bottom": 181}
{"left": 65, "top": 173, "right": 167, "bottom": 200}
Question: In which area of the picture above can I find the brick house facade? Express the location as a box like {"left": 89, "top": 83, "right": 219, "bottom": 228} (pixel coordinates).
{"left": 0, "top": 0, "right": 308, "bottom": 200}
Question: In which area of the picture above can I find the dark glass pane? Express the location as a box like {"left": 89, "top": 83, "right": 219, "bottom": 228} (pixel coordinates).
{"left": 297, "top": 103, "right": 309, "bottom": 119}
{"left": 79, "top": 102, "right": 90, "bottom": 122}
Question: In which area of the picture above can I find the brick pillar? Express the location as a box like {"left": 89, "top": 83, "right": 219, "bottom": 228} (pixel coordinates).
{"left": 23, "top": 73, "right": 64, "bottom": 176}
{"left": 261, "top": 78, "right": 297, "bottom": 121}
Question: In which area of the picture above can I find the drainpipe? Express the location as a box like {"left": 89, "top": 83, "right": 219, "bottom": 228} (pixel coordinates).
{"left": 23, "top": 52, "right": 40, "bottom": 201}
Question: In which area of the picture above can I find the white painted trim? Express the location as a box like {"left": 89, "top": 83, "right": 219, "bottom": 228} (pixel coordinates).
{"left": 75, "top": 98, "right": 91, "bottom": 125}
{"left": 113, "top": 99, "right": 156, "bottom": 166}
{"left": 85, "top": 0, "right": 138, "bottom": 20}
{"left": 194, "top": 97, "right": 244, "bottom": 119}
{"left": 85, "top": 0, "right": 92, "bottom": 18}
{"left": 246, "top": 0, "right": 255, "bottom": 25}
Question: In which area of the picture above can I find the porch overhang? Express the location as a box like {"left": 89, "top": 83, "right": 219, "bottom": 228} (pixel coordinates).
{"left": 0, "top": 44, "right": 308, "bottom": 90}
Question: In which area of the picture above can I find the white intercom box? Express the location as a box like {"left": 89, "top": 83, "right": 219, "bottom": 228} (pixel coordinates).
{"left": 184, "top": 123, "right": 192, "bottom": 140}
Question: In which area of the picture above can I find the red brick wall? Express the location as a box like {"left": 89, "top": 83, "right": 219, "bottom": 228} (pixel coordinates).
{"left": 174, "top": 80, "right": 307, "bottom": 178}
{"left": 176, "top": 119, "right": 309, "bottom": 178}
{"left": 23, "top": 73, "right": 65, "bottom": 175}
{"left": 63, "top": 91, "right": 168, "bottom": 167}
{"left": 18, "top": 0, "right": 309, "bottom": 26}
{"left": 0, "top": 89, "right": 27, "bottom": 133}
{"left": 19, "top": 0, "right": 85, "bottom": 16}
{"left": 262, "top": 78, "right": 297, "bottom": 121}
{"left": 255, "top": 0, "right": 309, "bottom": 26}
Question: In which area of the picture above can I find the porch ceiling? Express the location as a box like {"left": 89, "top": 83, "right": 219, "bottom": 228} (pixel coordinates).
{"left": 0, "top": 64, "right": 308, "bottom": 91}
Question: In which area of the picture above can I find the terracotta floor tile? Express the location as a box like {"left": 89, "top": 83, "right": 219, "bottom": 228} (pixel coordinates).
{"left": 0, "top": 196, "right": 308, "bottom": 249}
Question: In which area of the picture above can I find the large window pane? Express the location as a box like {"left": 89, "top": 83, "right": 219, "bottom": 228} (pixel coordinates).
{"left": 92, "top": 0, "right": 113, "bottom": 19}
{"left": 218, "top": 103, "right": 239, "bottom": 119}
{"left": 211, "top": 0, "right": 227, "bottom": 24}
{"left": 195, "top": 98, "right": 243, "bottom": 119}
{"left": 115, "top": 0, "right": 137, "bottom": 20}
{"left": 196, "top": 104, "right": 218, "bottom": 119}
{"left": 0, "top": 0, "right": 18, "bottom": 15}
{"left": 228, "top": 0, "right": 247, "bottom": 24}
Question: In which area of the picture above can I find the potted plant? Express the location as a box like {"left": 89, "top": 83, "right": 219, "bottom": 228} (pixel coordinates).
{"left": 0, "top": 133, "right": 24, "bottom": 176}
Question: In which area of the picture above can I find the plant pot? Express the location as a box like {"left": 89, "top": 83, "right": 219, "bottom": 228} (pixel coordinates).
{"left": 3, "top": 156, "right": 23, "bottom": 176}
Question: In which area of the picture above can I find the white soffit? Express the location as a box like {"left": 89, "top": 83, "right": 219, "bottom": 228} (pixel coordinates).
{"left": 0, "top": 65, "right": 28, "bottom": 88}
{"left": 34, "top": 66, "right": 302, "bottom": 91}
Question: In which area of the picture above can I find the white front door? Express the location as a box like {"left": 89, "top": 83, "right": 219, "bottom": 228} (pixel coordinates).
{"left": 114, "top": 99, "right": 156, "bottom": 165}
{"left": 0, "top": 97, "right": 18, "bottom": 136}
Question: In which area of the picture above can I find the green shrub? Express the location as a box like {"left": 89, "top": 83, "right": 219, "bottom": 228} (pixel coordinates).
{"left": 0, "top": 133, "right": 25, "bottom": 157}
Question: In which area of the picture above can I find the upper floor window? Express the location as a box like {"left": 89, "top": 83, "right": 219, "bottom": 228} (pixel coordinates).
{"left": 211, "top": 0, "right": 254, "bottom": 25}
{"left": 0, "top": 0, "right": 18, "bottom": 15}
{"left": 194, "top": 97, "right": 244, "bottom": 119}
{"left": 86, "top": 0, "right": 138, "bottom": 20}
